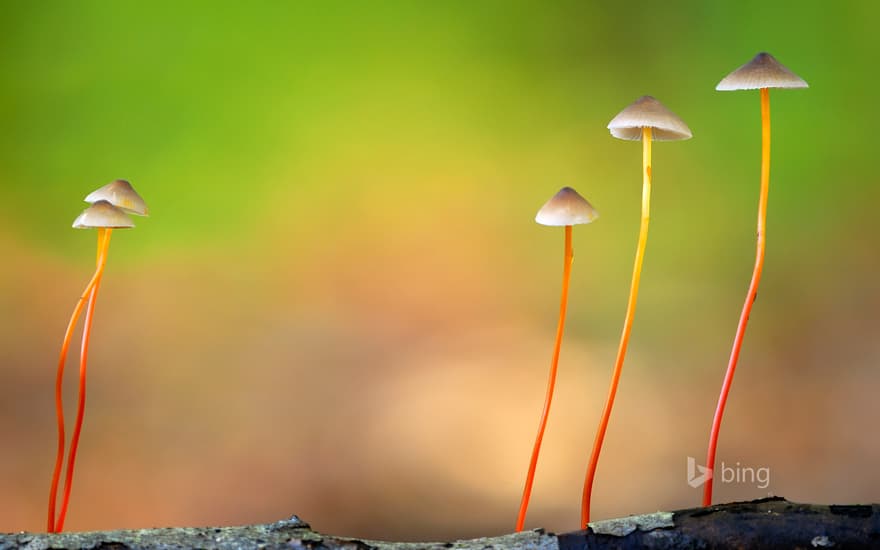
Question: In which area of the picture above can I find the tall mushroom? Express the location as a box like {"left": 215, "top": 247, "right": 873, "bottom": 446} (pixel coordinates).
{"left": 581, "top": 96, "right": 691, "bottom": 527}
{"left": 48, "top": 181, "right": 148, "bottom": 533}
{"left": 516, "top": 187, "right": 597, "bottom": 532}
{"left": 703, "top": 53, "right": 807, "bottom": 506}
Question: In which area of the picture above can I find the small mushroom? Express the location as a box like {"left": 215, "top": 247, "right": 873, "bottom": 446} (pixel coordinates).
{"left": 84, "top": 179, "right": 150, "bottom": 216}
{"left": 581, "top": 97, "right": 691, "bottom": 528}
{"left": 607, "top": 96, "right": 693, "bottom": 141}
{"left": 517, "top": 187, "right": 597, "bottom": 532}
{"left": 49, "top": 182, "right": 148, "bottom": 533}
{"left": 72, "top": 200, "right": 137, "bottom": 229}
{"left": 715, "top": 52, "right": 808, "bottom": 91}
{"left": 703, "top": 53, "right": 807, "bottom": 507}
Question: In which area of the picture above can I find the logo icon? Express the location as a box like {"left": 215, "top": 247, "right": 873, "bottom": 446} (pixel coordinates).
{"left": 687, "top": 456, "right": 712, "bottom": 488}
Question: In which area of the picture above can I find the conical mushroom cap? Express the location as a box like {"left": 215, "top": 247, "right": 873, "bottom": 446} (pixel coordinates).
{"left": 716, "top": 52, "right": 808, "bottom": 91}
{"left": 72, "top": 200, "right": 135, "bottom": 229}
{"left": 535, "top": 187, "right": 599, "bottom": 226}
{"left": 85, "top": 179, "right": 149, "bottom": 216}
{"left": 607, "top": 96, "right": 692, "bottom": 141}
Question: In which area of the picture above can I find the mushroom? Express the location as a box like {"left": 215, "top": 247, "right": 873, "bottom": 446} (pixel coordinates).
{"left": 48, "top": 182, "right": 148, "bottom": 533}
{"left": 581, "top": 96, "right": 691, "bottom": 527}
{"left": 703, "top": 53, "right": 807, "bottom": 507}
{"left": 516, "top": 187, "right": 597, "bottom": 532}
{"left": 85, "top": 179, "right": 150, "bottom": 216}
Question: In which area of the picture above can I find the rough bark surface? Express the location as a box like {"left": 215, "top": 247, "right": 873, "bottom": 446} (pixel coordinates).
{"left": 3, "top": 498, "right": 878, "bottom": 550}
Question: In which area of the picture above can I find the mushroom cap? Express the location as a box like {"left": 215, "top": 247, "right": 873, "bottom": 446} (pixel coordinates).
{"left": 535, "top": 187, "right": 599, "bottom": 227}
{"left": 716, "top": 52, "right": 808, "bottom": 91}
{"left": 607, "top": 96, "right": 693, "bottom": 141}
{"left": 85, "top": 179, "right": 149, "bottom": 216}
{"left": 72, "top": 200, "right": 135, "bottom": 229}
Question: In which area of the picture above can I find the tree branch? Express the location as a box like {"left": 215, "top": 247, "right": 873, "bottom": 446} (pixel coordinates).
{"left": 4, "top": 497, "right": 878, "bottom": 549}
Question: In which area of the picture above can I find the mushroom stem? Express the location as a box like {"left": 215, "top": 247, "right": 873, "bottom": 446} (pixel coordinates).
{"left": 516, "top": 224, "right": 573, "bottom": 532}
{"left": 581, "top": 126, "right": 652, "bottom": 527}
{"left": 48, "top": 228, "right": 112, "bottom": 532}
{"left": 704, "top": 88, "right": 770, "bottom": 506}
{"left": 47, "top": 229, "right": 112, "bottom": 532}
{"left": 56, "top": 228, "right": 112, "bottom": 532}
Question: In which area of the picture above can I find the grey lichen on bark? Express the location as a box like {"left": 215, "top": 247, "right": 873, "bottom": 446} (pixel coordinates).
{"left": 3, "top": 498, "right": 879, "bottom": 550}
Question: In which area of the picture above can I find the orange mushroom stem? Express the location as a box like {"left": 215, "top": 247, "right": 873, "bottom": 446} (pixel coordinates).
{"left": 54, "top": 228, "right": 112, "bottom": 532}
{"left": 47, "top": 231, "right": 108, "bottom": 532}
{"left": 582, "top": 96, "right": 690, "bottom": 527}
{"left": 516, "top": 187, "right": 597, "bottom": 531}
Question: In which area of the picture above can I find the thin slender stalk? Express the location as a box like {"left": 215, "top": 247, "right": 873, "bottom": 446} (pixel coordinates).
{"left": 581, "top": 127, "right": 652, "bottom": 528}
{"left": 516, "top": 225, "right": 573, "bottom": 531}
{"left": 48, "top": 229, "right": 112, "bottom": 532}
{"left": 703, "top": 88, "right": 770, "bottom": 506}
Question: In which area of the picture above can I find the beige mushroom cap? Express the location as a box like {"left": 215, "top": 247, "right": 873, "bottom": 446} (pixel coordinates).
{"left": 716, "top": 52, "right": 808, "bottom": 91}
{"left": 72, "top": 200, "right": 135, "bottom": 229}
{"left": 85, "top": 179, "right": 149, "bottom": 216}
{"left": 607, "top": 96, "right": 693, "bottom": 141}
{"left": 535, "top": 187, "right": 599, "bottom": 227}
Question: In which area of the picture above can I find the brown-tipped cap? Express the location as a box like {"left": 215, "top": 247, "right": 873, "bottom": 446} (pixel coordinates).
{"left": 607, "top": 96, "right": 693, "bottom": 141}
{"left": 535, "top": 187, "right": 599, "bottom": 227}
{"left": 84, "top": 179, "right": 149, "bottom": 216}
{"left": 716, "top": 52, "right": 808, "bottom": 91}
{"left": 72, "top": 200, "right": 135, "bottom": 229}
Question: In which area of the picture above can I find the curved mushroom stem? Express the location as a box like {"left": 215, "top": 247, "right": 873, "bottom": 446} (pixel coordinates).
{"left": 704, "top": 88, "right": 770, "bottom": 506}
{"left": 49, "top": 228, "right": 112, "bottom": 533}
{"left": 48, "top": 229, "right": 112, "bottom": 532}
{"left": 581, "top": 127, "right": 652, "bottom": 527}
{"left": 56, "top": 228, "right": 112, "bottom": 532}
{"left": 516, "top": 225, "right": 573, "bottom": 532}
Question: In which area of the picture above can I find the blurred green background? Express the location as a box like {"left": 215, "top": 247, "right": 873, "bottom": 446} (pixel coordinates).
{"left": 1, "top": 0, "right": 878, "bottom": 541}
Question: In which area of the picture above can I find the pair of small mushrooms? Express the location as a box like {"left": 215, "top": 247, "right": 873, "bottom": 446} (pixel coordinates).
{"left": 48, "top": 180, "right": 149, "bottom": 533}
{"left": 517, "top": 52, "right": 807, "bottom": 530}
{"left": 518, "top": 95, "right": 690, "bottom": 533}
{"left": 73, "top": 179, "right": 149, "bottom": 229}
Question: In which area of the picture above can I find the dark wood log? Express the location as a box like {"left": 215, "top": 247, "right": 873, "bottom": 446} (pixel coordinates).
{"left": 558, "top": 497, "right": 879, "bottom": 549}
{"left": 2, "top": 498, "right": 877, "bottom": 550}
